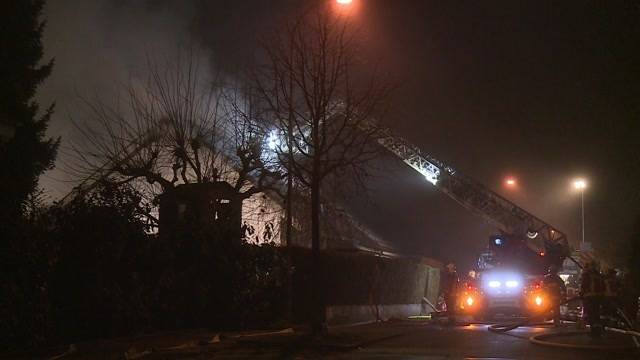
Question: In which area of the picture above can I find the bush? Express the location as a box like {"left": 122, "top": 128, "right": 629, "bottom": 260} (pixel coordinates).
{"left": 1, "top": 183, "right": 289, "bottom": 350}
{"left": 47, "top": 184, "right": 152, "bottom": 342}
{"left": 0, "top": 206, "right": 56, "bottom": 349}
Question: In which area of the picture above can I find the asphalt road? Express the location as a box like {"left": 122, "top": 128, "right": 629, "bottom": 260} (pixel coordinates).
{"left": 335, "top": 321, "right": 639, "bottom": 360}
{"left": 204, "top": 320, "right": 639, "bottom": 360}
{"left": 15, "top": 320, "right": 638, "bottom": 359}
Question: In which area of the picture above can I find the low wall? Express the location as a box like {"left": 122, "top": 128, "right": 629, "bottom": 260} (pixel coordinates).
{"left": 291, "top": 248, "right": 441, "bottom": 325}
{"left": 326, "top": 304, "right": 422, "bottom": 326}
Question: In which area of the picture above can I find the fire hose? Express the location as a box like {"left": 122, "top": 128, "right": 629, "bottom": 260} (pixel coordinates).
{"left": 486, "top": 296, "right": 640, "bottom": 350}
{"left": 487, "top": 296, "right": 582, "bottom": 332}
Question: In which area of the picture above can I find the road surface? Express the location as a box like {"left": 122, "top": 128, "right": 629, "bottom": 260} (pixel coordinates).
{"left": 18, "top": 319, "right": 638, "bottom": 359}
{"left": 198, "top": 320, "right": 639, "bottom": 359}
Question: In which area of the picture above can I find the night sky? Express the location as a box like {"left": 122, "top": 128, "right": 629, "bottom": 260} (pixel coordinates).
{"left": 39, "top": 1, "right": 640, "bottom": 269}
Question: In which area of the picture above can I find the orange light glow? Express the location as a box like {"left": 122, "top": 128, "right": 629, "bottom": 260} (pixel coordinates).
{"left": 535, "top": 295, "right": 543, "bottom": 306}
{"left": 466, "top": 296, "right": 474, "bottom": 306}
{"left": 505, "top": 177, "right": 517, "bottom": 187}
{"left": 332, "top": 0, "right": 358, "bottom": 16}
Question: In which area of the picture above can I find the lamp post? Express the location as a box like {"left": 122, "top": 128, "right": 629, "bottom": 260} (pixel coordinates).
{"left": 573, "top": 179, "right": 587, "bottom": 246}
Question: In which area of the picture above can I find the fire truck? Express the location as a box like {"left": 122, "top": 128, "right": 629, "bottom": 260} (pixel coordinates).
{"left": 372, "top": 125, "right": 573, "bottom": 318}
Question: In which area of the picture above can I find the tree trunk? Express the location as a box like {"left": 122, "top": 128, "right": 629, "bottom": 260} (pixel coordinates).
{"left": 285, "top": 174, "right": 293, "bottom": 323}
{"left": 310, "top": 165, "right": 326, "bottom": 335}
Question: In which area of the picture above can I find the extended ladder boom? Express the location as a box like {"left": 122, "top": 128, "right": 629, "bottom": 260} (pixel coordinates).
{"left": 374, "top": 127, "right": 568, "bottom": 254}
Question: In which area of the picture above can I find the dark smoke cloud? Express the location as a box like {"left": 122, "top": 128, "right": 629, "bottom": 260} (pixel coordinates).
{"left": 35, "top": 1, "right": 640, "bottom": 269}
{"left": 38, "top": 0, "right": 199, "bottom": 197}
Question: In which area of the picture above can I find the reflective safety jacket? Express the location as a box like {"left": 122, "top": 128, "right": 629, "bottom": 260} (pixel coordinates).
{"left": 442, "top": 271, "right": 459, "bottom": 296}
{"left": 543, "top": 274, "right": 567, "bottom": 299}
{"left": 580, "top": 269, "right": 604, "bottom": 298}
{"left": 603, "top": 273, "right": 620, "bottom": 297}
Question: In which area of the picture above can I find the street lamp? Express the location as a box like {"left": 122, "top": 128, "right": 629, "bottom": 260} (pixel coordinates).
{"left": 504, "top": 177, "right": 517, "bottom": 188}
{"left": 333, "top": 0, "right": 357, "bottom": 15}
{"left": 573, "top": 179, "right": 587, "bottom": 246}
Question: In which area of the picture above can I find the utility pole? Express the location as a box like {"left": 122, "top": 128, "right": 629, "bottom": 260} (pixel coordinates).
{"left": 580, "top": 188, "right": 585, "bottom": 245}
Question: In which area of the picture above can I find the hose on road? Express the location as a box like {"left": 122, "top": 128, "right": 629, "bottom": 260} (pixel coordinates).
{"left": 487, "top": 296, "right": 581, "bottom": 333}
{"left": 486, "top": 296, "right": 640, "bottom": 350}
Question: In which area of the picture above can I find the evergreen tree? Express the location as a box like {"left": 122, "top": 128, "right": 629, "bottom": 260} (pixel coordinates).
{"left": 1, "top": 0, "right": 58, "bottom": 348}
{"left": 0, "top": 0, "right": 58, "bottom": 220}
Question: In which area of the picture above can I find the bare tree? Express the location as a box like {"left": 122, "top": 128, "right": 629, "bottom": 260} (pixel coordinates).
{"left": 255, "top": 9, "right": 390, "bottom": 333}
{"left": 67, "top": 53, "right": 279, "bottom": 230}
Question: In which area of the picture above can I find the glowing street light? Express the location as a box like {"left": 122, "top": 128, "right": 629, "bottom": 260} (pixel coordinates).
{"left": 573, "top": 178, "right": 587, "bottom": 245}
{"left": 334, "top": 0, "right": 357, "bottom": 15}
{"left": 504, "top": 177, "right": 517, "bottom": 188}
{"left": 573, "top": 179, "right": 587, "bottom": 190}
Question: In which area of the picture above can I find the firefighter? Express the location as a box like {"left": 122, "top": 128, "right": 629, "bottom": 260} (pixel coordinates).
{"left": 620, "top": 271, "right": 639, "bottom": 328}
{"left": 580, "top": 260, "right": 605, "bottom": 337}
{"left": 602, "top": 268, "right": 621, "bottom": 324}
{"left": 543, "top": 265, "right": 566, "bottom": 326}
{"left": 443, "top": 262, "right": 459, "bottom": 324}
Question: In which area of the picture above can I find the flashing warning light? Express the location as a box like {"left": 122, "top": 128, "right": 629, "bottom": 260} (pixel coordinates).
{"left": 466, "top": 296, "right": 474, "bottom": 306}
{"left": 336, "top": 0, "right": 353, "bottom": 4}
{"left": 505, "top": 280, "right": 519, "bottom": 288}
{"left": 539, "top": 252, "right": 545, "bottom": 256}
{"left": 535, "top": 296, "right": 543, "bottom": 306}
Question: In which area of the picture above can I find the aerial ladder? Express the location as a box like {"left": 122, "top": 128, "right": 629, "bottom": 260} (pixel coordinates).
{"left": 370, "top": 125, "right": 571, "bottom": 270}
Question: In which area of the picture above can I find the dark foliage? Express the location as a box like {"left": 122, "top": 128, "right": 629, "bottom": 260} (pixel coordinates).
{"left": 1, "top": 2, "right": 59, "bottom": 346}
{"left": 0, "top": 194, "right": 56, "bottom": 349}
{"left": 625, "top": 217, "right": 640, "bottom": 325}
{"left": 0, "top": 0, "right": 59, "bottom": 219}
{"left": 1, "top": 183, "right": 288, "bottom": 350}
{"left": 151, "top": 224, "right": 287, "bottom": 332}
{"left": 47, "top": 184, "right": 152, "bottom": 343}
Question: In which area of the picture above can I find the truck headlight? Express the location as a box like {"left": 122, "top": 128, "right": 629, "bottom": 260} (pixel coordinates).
{"left": 488, "top": 281, "right": 501, "bottom": 288}
{"left": 505, "top": 280, "right": 519, "bottom": 288}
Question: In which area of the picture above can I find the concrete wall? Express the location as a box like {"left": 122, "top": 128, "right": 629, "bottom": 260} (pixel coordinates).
{"left": 291, "top": 248, "right": 441, "bottom": 325}
{"left": 326, "top": 304, "right": 422, "bottom": 326}
{"left": 425, "top": 266, "right": 441, "bottom": 304}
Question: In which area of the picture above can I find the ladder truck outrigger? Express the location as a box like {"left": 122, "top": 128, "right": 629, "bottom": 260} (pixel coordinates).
{"left": 371, "top": 124, "right": 573, "bottom": 318}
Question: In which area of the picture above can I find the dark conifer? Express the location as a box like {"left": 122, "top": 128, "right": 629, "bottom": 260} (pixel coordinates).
{"left": 0, "top": 0, "right": 59, "bottom": 219}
